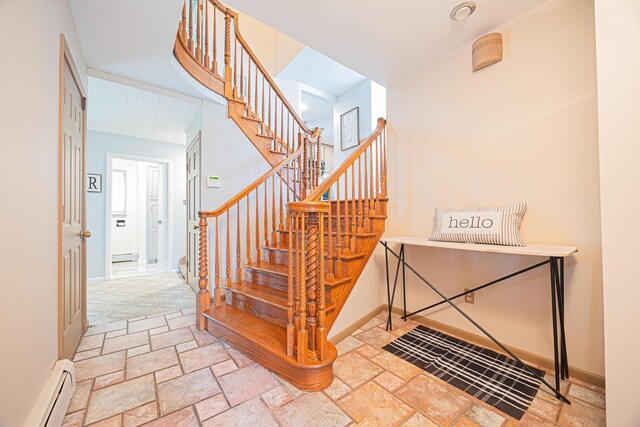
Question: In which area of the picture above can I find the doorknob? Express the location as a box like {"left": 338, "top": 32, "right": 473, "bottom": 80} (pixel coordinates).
{"left": 193, "top": 225, "right": 200, "bottom": 230}
{"left": 80, "top": 230, "right": 92, "bottom": 239}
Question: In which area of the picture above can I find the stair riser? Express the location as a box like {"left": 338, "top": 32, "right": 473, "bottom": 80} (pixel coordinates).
{"left": 225, "top": 290, "right": 287, "bottom": 328}
{"left": 264, "top": 248, "right": 288, "bottom": 265}
{"left": 246, "top": 268, "right": 288, "bottom": 291}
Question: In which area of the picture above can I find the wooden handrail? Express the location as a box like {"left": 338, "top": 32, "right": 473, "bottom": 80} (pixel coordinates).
{"left": 305, "top": 118, "right": 386, "bottom": 201}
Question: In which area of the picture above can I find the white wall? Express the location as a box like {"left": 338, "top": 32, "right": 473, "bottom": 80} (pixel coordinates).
{"left": 0, "top": 0, "right": 87, "bottom": 424}
{"left": 86, "top": 131, "right": 186, "bottom": 278}
{"left": 386, "top": 0, "right": 603, "bottom": 377}
{"left": 333, "top": 80, "right": 373, "bottom": 166}
{"left": 595, "top": 0, "right": 640, "bottom": 424}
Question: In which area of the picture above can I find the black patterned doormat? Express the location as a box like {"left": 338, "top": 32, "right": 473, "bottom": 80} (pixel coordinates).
{"left": 383, "top": 325, "right": 545, "bottom": 420}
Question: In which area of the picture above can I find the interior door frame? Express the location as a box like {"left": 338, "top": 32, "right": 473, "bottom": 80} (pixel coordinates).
{"left": 186, "top": 131, "right": 202, "bottom": 292}
{"left": 104, "top": 153, "right": 173, "bottom": 280}
{"left": 58, "top": 34, "right": 88, "bottom": 357}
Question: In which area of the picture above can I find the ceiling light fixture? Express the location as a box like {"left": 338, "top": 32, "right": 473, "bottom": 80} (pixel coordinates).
{"left": 450, "top": 1, "right": 476, "bottom": 21}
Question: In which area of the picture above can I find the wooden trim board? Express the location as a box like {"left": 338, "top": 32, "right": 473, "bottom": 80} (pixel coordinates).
{"left": 329, "top": 304, "right": 605, "bottom": 389}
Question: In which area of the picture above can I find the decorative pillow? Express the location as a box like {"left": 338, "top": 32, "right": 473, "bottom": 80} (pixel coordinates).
{"left": 429, "top": 203, "right": 527, "bottom": 246}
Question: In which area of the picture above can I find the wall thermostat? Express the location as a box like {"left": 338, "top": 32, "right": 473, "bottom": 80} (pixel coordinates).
{"left": 207, "top": 175, "right": 222, "bottom": 188}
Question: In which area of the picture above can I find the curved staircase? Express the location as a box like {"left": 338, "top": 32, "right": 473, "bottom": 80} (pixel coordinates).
{"left": 174, "top": 0, "right": 389, "bottom": 391}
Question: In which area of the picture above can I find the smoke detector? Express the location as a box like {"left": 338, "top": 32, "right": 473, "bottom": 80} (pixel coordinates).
{"left": 450, "top": 2, "right": 476, "bottom": 21}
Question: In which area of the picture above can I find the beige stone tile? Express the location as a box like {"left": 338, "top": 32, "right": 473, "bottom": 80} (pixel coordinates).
{"left": 167, "top": 314, "right": 196, "bottom": 330}
{"left": 558, "top": 399, "right": 606, "bottom": 427}
{"left": 128, "top": 316, "right": 167, "bottom": 333}
{"left": 86, "top": 321, "right": 128, "bottom": 336}
{"left": 402, "top": 412, "right": 438, "bottom": 426}
{"left": 94, "top": 370, "right": 125, "bottom": 391}
{"left": 74, "top": 348, "right": 102, "bottom": 362}
{"left": 376, "top": 311, "right": 413, "bottom": 327}
{"left": 507, "top": 413, "right": 557, "bottom": 427}
{"left": 452, "top": 416, "right": 480, "bottom": 427}
{"left": 274, "top": 392, "right": 351, "bottom": 427}
{"left": 527, "top": 397, "right": 560, "bottom": 422}
{"left": 227, "top": 347, "right": 254, "bottom": 368}
{"left": 195, "top": 394, "right": 229, "bottom": 421}
{"left": 76, "top": 352, "right": 126, "bottom": 382}
{"left": 144, "top": 406, "right": 199, "bottom": 427}
{"left": 181, "top": 306, "right": 196, "bottom": 316}
{"left": 126, "top": 347, "right": 179, "bottom": 379}
{"left": 88, "top": 414, "right": 122, "bottom": 426}
{"left": 335, "top": 336, "right": 365, "bottom": 356}
{"left": 371, "top": 352, "right": 422, "bottom": 381}
{"left": 217, "top": 363, "right": 279, "bottom": 406}
{"left": 210, "top": 359, "right": 238, "bottom": 377}
{"left": 352, "top": 329, "right": 364, "bottom": 335}
{"left": 175, "top": 340, "right": 198, "bottom": 353}
{"left": 274, "top": 374, "right": 305, "bottom": 398}
{"left": 122, "top": 402, "right": 158, "bottom": 427}
{"left": 165, "top": 311, "right": 182, "bottom": 319}
{"left": 390, "top": 323, "right": 418, "bottom": 337}
{"left": 149, "top": 326, "right": 169, "bottom": 336}
{"left": 179, "top": 343, "right": 229, "bottom": 373}
{"left": 127, "top": 344, "right": 150, "bottom": 358}
{"left": 333, "top": 352, "right": 384, "bottom": 388}
{"left": 361, "top": 317, "right": 385, "bottom": 330}
{"left": 324, "top": 378, "right": 352, "bottom": 401}
{"left": 540, "top": 373, "right": 570, "bottom": 397}
{"left": 463, "top": 405, "right": 505, "bottom": 427}
{"left": 355, "top": 328, "right": 397, "bottom": 348}
{"left": 150, "top": 327, "right": 194, "bottom": 350}
{"left": 157, "top": 368, "right": 221, "bottom": 415}
{"left": 67, "top": 379, "right": 93, "bottom": 413}
{"left": 202, "top": 397, "right": 279, "bottom": 427}
{"left": 106, "top": 329, "right": 127, "bottom": 339}
{"left": 396, "top": 375, "right": 469, "bottom": 426}
{"left": 62, "top": 410, "right": 84, "bottom": 427}
{"left": 356, "top": 344, "right": 381, "bottom": 359}
{"left": 568, "top": 383, "right": 606, "bottom": 409}
{"left": 155, "top": 365, "right": 183, "bottom": 383}
{"left": 192, "top": 330, "right": 219, "bottom": 346}
{"left": 78, "top": 334, "right": 105, "bottom": 352}
{"left": 85, "top": 375, "right": 155, "bottom": 424}
{"left": 261, "top": 386, "right": 294, "bottom": 410}
{"left": 338, "top": 381, "right": 412, "bottom": 426}
{"left": 374, "top": 371, "right": 405, "bottom": 392}
{"left": 102, "top": 331, "right": 149, "bottom": 355}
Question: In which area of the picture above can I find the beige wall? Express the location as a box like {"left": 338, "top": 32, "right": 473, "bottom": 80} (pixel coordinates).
{"left": 595, "top": 0, "right": 640, "bottom": 424}
{"left": 386, "top": 0, "right": 604, "bottom": 376}
{"left": 0, "top": 0, "right": 87, "bottom": 425}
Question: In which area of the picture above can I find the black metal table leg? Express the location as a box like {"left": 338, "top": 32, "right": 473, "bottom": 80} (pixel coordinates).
{"left": 402, "top": 244, "right": 407, "bottom": 320}
{"left": 550, "top": 257, "right": 561, "bottom": 393}
{"left": 385, "top": 245, "right": 392, "bottom": 330}
{"left": 558, "top": 257, "right": 569, "bottom": 379}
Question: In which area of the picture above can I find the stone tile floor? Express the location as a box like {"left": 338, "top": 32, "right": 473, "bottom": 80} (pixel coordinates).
{"left": 64, "top": 309, "right": 606, "bottom": 427}
{"left": 111, "top": 261, "right": 162, "bottom": 280}
{"left": 88, "top": 273, "right": 195, "bottom": 325}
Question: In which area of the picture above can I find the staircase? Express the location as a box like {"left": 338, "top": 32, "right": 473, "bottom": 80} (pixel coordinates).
{"left": 174, "top": 0, "right": 389, "bottom": 391}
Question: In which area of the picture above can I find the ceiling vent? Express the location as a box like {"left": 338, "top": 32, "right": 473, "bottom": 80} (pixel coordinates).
{"left": 450, "top": 2, "right": 477, "bottom": 21}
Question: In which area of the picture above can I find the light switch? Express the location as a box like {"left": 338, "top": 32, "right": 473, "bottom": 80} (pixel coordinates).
{"left": 207, "top": 175, "right": 222, "bottom": 188}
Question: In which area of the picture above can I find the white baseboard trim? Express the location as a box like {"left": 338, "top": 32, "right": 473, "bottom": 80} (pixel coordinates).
{"left": 87, "top": 277, "right": 105, "bottom": 285}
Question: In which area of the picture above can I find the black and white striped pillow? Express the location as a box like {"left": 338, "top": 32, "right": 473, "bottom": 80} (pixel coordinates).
{"left": 430, "top": 203, "right": 527, "bottom": 246}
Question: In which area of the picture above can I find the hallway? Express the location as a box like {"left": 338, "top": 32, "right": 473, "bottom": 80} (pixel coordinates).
{"left": 87, "top": 273, "right": 195, "bottom": 326}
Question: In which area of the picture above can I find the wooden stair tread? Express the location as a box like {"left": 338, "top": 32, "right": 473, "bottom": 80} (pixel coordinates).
{"left": 277, "top": 229, "right": 379, "bottom": 238}
{"left": 242, "top": 115, "right": 262, "bottom": 123}
{"left": 262, "top": 243, "right": 289, "bottom": 252}
{"left": 203, "top": 303, "right": 287, "bottom": 355}
{"left": 223, "top": 281, "right": 288, "bottom": 308}
{"left": 256, "top": 133, "right": 275, "bottom": 140}
{"left": 244, "top": 261, "right": 288, "bottom": 276}
{"left": 269, "top": 150, "right": 287, "bottom": 155}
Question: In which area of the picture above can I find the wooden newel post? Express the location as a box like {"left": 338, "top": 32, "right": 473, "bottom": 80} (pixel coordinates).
{"left": 287, "top": 201, "right": 330, "bottom": 363}
{"left": 197, "top": 214, "right": 211, "bottom": 330}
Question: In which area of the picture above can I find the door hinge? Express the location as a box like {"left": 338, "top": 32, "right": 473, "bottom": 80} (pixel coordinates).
{"left": 81, "top": 97, "right": 87, "bottom": 111}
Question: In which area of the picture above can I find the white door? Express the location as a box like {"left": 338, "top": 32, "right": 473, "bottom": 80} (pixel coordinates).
{"left": 59, "top": 56, "right": 87, "bottom": 359}
{"left": 146, "top": 165, "right": 160, "bottom": 264}
{"left": 186, "top": 134, "right": 201, "bottom": 292}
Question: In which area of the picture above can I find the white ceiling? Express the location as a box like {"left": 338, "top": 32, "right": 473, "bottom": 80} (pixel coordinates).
{"left": 88, "top": 77, "right": 201, "bottom": 145}
{"left": 277, "top": 48, "right": 366, "bottom": 96}
{"left": 225, "top": 0, "right": 550, "bottom": 85}
{"left": 68, "top": 0, "right": 204, "bottom": 98}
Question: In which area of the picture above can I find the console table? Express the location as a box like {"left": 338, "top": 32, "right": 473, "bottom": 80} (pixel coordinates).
{"left": 380, "top": 236, "right": 577, "bottom": 403}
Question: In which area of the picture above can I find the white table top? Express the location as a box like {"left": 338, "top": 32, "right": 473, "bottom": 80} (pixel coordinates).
{"left": 381, "top": 236, "right": 578, "bottom": 258}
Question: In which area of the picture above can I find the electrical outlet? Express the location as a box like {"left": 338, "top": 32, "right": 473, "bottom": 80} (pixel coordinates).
{"left": 464, "top": 289, "right": 475, "bottom": 304}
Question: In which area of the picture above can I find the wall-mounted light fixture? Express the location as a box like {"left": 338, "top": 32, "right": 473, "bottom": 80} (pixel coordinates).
{"left": 472, "top": 33, "right": 503, "bottom": 72}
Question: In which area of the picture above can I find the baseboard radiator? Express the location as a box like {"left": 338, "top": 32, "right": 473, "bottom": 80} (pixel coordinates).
{"left": 25, "top": 360, "right": 75, "bottom": 427}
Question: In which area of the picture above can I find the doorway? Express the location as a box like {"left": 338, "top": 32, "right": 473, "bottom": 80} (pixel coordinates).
{"left": 186, "top": 132, "right": 201, "bottom": 292}
{"left": 105, "top": 155, "right": 170, "bottom": 279}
